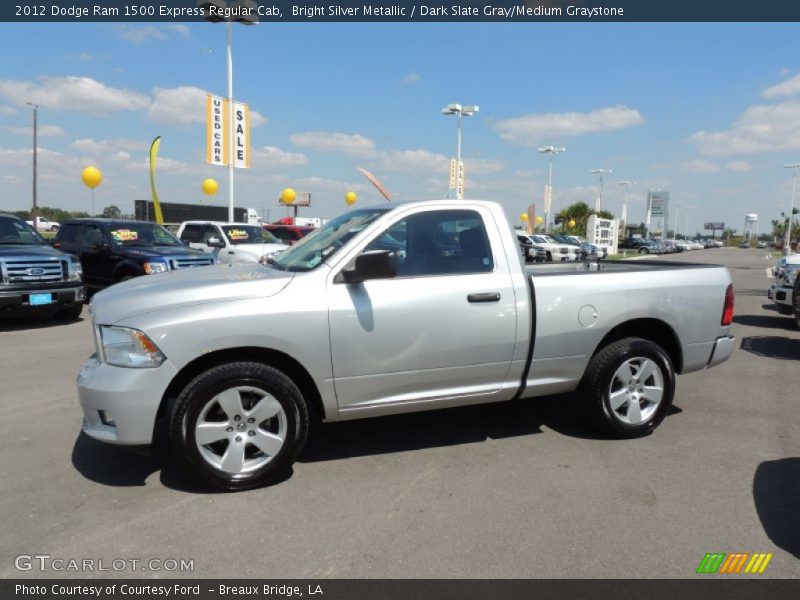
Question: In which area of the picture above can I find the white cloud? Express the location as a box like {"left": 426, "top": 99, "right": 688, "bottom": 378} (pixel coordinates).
{"left": 116, "top": 25, "right": 190, "bottom": 44}
{"left": 725, "top": 160, "right": 753, "bottom": 173}
{"left": 290, "top": 131, "right": 376, "bottom": 156}
{"left": 7, "top": 124, "right": 66, "bottom": 137}
{"left": 252, "top": 146, "right": 308, "bottom": 167}
{"left": 66, "top": 52, "right": 110, "bottom": 62}
{"left": 0, "top": 106, "right": 16, "bottom": 116}
{"left": 683, "top": 159, "right": 721, "bottom": 174}
{"left": 71, "top": 138, "right": 149, "bottom": 154}
{"left": 494, "top": 105, "right": 645, "bottom": 145}
{"left": 373, "top": 149, "right": 504, "bottom": 175}
{"left": 689, "top": 100, "right": 800, "bottom": 155}
{"left": 146, "top": 85, "right": 266, "bottom": 126}
{"left": 0, "top": 76, "right": 149, "bottom": 112}
{"left": 762, "top": 74, "right": 800, "bottom": 98}
{"left": 125, "top": 156, "right": 191, "bottom": 174}
{"left": 403, "top": 72, "right": 421, "bottom": 85}
{"left": 0, "top": 147, "right": 69, "bottom": 167}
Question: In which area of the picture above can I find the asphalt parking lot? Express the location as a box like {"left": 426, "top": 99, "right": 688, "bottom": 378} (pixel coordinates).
{"left": 0, "top": 248, "right": 798, "bottom": 579}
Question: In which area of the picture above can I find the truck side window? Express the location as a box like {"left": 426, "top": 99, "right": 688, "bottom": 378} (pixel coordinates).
{"left": 365, "top": 210, "right": 493, "bottom": 277}
{"left": 59, "top": 223, "right": 79, "bottom": 244}
{"left": 180, "top": 224, "right": 204, "bottom": 243}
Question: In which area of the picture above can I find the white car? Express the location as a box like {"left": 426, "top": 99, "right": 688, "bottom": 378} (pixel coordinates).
{"left": 768, "top": 255, "right": 800, "bottom": 315}
{"left": 177, "top": 221, "right": 286, "bottom": 265}
{"left": 529, "top": 234, "right": 577, "bottom": 261}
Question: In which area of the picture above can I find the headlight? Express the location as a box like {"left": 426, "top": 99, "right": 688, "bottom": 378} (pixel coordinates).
{"left": 259, "top": 250, "right": 282, "bottom": 265}
{"left": 99, "top": 326, "right": 166, "bottom": 368}
{"left": 67, "top": 257, "right": 83, "bottom": 282}
{"left": 143, "top": 260, "right": 169, "bottom": 274}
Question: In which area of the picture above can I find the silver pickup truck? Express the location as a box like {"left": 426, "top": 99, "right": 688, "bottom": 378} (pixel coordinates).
{"left": 78, "top": 200, "right": 735, "bottom": 490}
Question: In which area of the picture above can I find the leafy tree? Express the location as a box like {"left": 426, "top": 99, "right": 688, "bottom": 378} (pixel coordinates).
{"left": 596, "top": 209, "right": 616, "bottom": 220}
{"left": 102, "top": 205, "right": 122, "bottom": 218}
{"left": 555, "top": 202, "right": 594, "bottom": 234}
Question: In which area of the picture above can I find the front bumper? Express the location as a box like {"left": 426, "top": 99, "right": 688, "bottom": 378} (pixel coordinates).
{"left": 77, "top": 355, "right": 178, "bottom": 445}
{"left": 0, "top": 285, "right": 84, "bottom": 309}
{"left": 707, "top": 335, "right": 736, "bottom": 368}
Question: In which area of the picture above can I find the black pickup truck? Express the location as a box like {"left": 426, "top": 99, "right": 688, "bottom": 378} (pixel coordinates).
{"left": 0, "top": 213, "right": 85, "bottom": 320}
{"left": 54, "top": 219, "right": 215, "bottom": 289}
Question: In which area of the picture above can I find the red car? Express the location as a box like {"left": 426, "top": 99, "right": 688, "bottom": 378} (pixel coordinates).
{"left": 263, "top": 224, "right": 315, "bottom": 245}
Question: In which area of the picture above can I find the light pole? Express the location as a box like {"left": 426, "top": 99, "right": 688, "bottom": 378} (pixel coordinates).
{"left": 199, "top": 0, "right": 258, "bottom": 222}
{"left": 618, "top": 180, "right": 634, "bottom": 238}
{"left": 27, "top": 102, "right": 38, "bottom": 223}
{"left": 783, "top": 163, "right": 800, "bottom": 256}
{"left": 538, "top": 146, "right": 565, "bottom": 232}
{"left": 590, "top": 168, "right": 611, "bottom": 211}
{"left": 442, "top": 103, "right": 479, "bottom": 199}
{"left": 672, "top": 203, "right": 680, "bottom": 238}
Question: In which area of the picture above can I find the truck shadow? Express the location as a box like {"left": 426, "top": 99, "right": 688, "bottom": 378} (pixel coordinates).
{"left": 71, "top": 397, "right": 683, "bottom": 491}
{"left": 740, "top": 336, "right": 800, "bottom": 360}
{"left": 734, "top": 315, "right": 797, "bottom": 330}
{"left": 300, "top": 396, "right": 682, "bottom": 463}
{"left": 753, "top": 458, "right": 800, "bottom": 559}
{"left": 0, "top": 313, "right": 85, "bottom": 331}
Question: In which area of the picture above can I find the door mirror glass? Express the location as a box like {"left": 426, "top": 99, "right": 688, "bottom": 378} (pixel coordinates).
{"left": 339, "top": 250, "right": 397, "bottom": 284}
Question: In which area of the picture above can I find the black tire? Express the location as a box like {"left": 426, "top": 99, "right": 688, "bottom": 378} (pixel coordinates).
{"left": 639, "top": 247, "right": 649, "bottom": 255}
{"left": 54, "top": 304, "right": 83, "bottom": 321}
{"left": 579, "top": 337, "right": 675, "bottom": 438}
{"left": 546, "top": 251, "right": 553, "bottom": 262}
{"left": 776, "top": 304, "right": 794, "bottom": 316}
{"left": 793, "top": 277, "right": 800, "bottom": 330}
{"left": 170, "top": 361, "right": 308, "bottom": 490}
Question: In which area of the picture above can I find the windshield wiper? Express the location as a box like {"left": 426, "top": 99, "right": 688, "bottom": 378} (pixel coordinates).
{"left": 0, "top": 241, "right": 40, "bottom": 245}
{"left": 265, "top": 257, "right": 286, "bottom": 271}
{"left": 153, "top": 242, "right": 180, "bottom": 246}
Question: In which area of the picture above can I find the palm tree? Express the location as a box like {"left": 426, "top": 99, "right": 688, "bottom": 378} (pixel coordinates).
{"left": 556, "top": 202, "right": 594, "bottom": 234}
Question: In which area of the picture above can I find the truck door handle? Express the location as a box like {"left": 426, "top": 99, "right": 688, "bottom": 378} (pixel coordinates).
{"left": 467, "top": 292, "right": 501, "bottom": 303}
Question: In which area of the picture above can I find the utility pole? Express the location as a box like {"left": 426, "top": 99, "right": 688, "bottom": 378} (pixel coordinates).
{"left": 618, "top": 180, "right": 634, "bottom": 238}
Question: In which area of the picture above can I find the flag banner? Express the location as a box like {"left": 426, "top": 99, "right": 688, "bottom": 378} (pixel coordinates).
{"left": 543, "top": 185, "right": 553, "bottom": 213}
{"left": 448, "top": 159, "right": 457, "bottom": 193}
{"left": 456, "top": 159, "right": 465, "bottom": 199}
{"left": 232, "top": 100, "right": 250, "bottom": 169}
{"left": 149, "top": 136, "right": 164, "bottom": 225}
{"left": 206, "top": 94, "right": 227, "bottom": 167}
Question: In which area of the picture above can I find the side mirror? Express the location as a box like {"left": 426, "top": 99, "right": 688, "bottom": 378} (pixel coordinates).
{"left": 338, "top": 250, "right": 397, "bottom": 284}
{"left": 182, "top": 239, "right": 191, "bottom": 246}
{"left": 206, "top": 237, "right": 225, "bottom": 248}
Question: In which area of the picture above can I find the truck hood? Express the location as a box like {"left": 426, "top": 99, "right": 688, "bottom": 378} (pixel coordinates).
{"left": 119, "top": 245, "right": 208, "bottom": 259}
{"left": 90, "top": 263, "right": 293, "bottom": 324}
{"left": 0, "top": 243, "right": 67, "bottom": 258}
{"left": 224, "top": 243, "right": 286, "bottom": 257}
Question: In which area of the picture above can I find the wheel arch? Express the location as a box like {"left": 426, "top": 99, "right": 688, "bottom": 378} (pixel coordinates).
{"left": 112, "top": 260, "right": 143, "bottom": 281}
{"left": 156, "top": 346, "right": 325, "bottom": 426}
{"left": 592, "top": 318, "right": 683, "bottom": 373}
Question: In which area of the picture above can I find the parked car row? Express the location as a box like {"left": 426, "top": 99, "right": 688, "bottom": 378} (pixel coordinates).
{"left": 515, "top": 232, "right": 608, "bottom": 263}
{"left": 621, "top": 237, "right": 722, "bottom": 254}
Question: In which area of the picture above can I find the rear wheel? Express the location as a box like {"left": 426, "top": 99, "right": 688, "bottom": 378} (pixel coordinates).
{"left": 580, "top": 337, "right": 675, "bottom": 438}
{"left": 639, "top": 247, "right": 649, "bottom": 255}
{"left": 776, "top": 304, "right": 793, "bottom": 316}
{"left": 170, "top": 362, "right": 308, "bottom": 490}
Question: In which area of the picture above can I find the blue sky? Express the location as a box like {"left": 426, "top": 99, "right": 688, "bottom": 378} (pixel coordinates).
{"left": 1, "top": 22, "right": 800, "bottom": 234}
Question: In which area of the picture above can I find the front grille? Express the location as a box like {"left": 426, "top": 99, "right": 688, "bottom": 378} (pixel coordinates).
{"left": 169, "top": 256, "right": 215, "bottom": 270}
{"left": 1, "top": 258, "right": 65, "bottom": 283}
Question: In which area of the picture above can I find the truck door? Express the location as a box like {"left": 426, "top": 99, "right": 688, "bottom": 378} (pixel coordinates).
{"left": 327, "top": 207, "right": 518, "bottom": 413}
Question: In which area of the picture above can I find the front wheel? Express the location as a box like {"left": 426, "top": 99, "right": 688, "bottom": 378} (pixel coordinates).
{"left": 170, "top": 362, "right": 309, "bottom": 490}
{"left": 776, "top": 304, "right": 794, "bottom": 316}
{"left": 580, "top": 337, "right": 675, "bottom": 438}
{"left": 639, "top": 247, "right": 650, "bottom": 255}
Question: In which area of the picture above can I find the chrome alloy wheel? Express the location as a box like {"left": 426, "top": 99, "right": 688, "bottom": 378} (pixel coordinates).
{"left": 607, "top": 357, "right": 664, "bottom": 425}
{"left": 194, "top": 386, "right": 287, "bottom": 474}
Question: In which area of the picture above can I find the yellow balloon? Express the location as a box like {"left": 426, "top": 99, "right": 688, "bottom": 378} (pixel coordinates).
{"left": 568, "top": 219, "right": 576, "bottom": 228}
{"left": 520, "top": 213, "right": 529, "bottom": 222}
{"left": 81, "top": 166, "right": 102, "bottom": 189}
{"left": 535, "top": 216, "right": 544, "bottom": 225}
{"left": 281, "top": 187, "right": 297, "bottom": 205}
{"left": 345, "top": 191, "right": 357, "bottom": 206}
{"left": 201, "top": 178, "right": 219, "bottom": 196}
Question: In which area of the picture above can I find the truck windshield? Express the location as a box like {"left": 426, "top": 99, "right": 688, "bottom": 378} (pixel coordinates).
{"left": 268, "top": 208, "right": 389, "bottom": 272}
{"left": 221, "top": 225, "right": 281, "bottom": 245}
{"left": 0, "top": 217, "right": 45, "bottom": 245}
{"left": 107, "top": 222, "right": 183, "bottom": 247}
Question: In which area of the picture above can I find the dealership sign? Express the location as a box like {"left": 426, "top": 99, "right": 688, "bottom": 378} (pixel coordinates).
{"left": 704, "top": 222, "right": 725, "bottom": 231}
{"left": 206, "top": 94, "right": 250, "bottom": 169}
{"left": 648, "top": 190, "right": 669, "bottom": 217}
